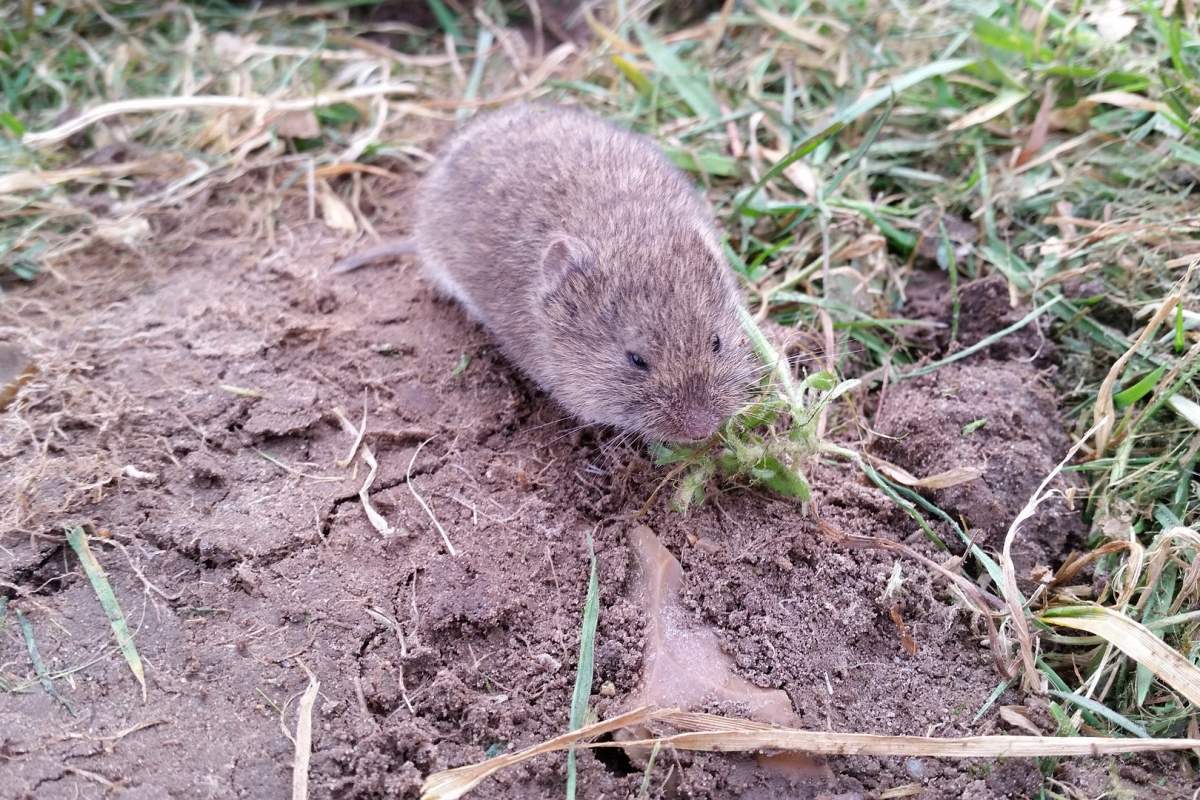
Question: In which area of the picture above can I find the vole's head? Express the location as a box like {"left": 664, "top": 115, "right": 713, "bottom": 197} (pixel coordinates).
{"left": 537, "top": 230, "right": 757, "bottom": 443}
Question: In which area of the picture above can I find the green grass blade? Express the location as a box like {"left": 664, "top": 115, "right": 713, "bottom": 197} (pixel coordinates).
{"left": 855, "top": 459, "right": 949, "bottom": 550}
{"left": 665, "top": 147, "right": 740, "bottom": 177}
{"left": 726, "top": 56, "right": 976, "bottom": 217}
{"left": 737, "top": 304, "right": 796, "bottom": 398}
{"left": 426, "top": 0, "right": 462, "bottom": 41}
{"left": 1114, "top": 365, "right": 1167, "bottom": 408}
{"left": 1046, "top": 690, "right": 1152, "bottom": 739}
{"left": 634, "top": 24, "right": 720, "bottom": 120}
{"left": 819, "top": 94, "right": 895, "bottom": 202}
{"left": 458, "top": 27, "right": 494, "bottom": 123}
{"left": 1136, "top": 560, "right": 1177, "bottom": 706}
{"left": 831, "top": 58, "right": 974, "bottom": 131}
{"left": 637, "top": 740, "right": 662, "bottom": 798}
{"left": 566, "top": 532, "right": 600, "bottom": 800}
{"left": 972, "top": 678, "right": 1013, "bottom": 723}
{"left": 66, "top": 526, "right": 147, "bottom": 700}
{"left": 16, "top": 609, "right": 75, "bottom": 714}
{"left": 612, "top": 55, "right": 653, "bottom": 96}
{"left": 900, "top": 297, "right": 1062, "bottom": 379}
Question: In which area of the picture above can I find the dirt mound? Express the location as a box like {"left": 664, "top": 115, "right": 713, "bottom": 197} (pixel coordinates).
{"left": 873, "top": 360, "right": 1088, "bottom": 581}
{"left": 1, "top": 204, "right": 1189, "bottom": 799}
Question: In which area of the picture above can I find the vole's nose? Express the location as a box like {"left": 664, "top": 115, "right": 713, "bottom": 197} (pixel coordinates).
{"left": 679, "top": 407, "right": 721, "bottom": 441}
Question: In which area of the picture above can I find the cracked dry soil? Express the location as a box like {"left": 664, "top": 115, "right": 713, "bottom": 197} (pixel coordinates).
{"left": 1, "top": 190, "right": 1194, "bottom": 799}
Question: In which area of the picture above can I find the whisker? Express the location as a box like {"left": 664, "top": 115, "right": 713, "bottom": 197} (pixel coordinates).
{"left": 520, "top": 413, "right": 579, "bottom": 434}
{"left": 544, "top": 421, "right": 595, "bottom": 447}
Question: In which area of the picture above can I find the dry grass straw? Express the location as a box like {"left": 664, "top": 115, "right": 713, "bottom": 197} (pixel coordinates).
{"left": 0, "top": 324, "right": 140, "bottom": 536}
{"left": 1000, "top": 417, "right": 1110, "bottom": 692}
{"left": 407, "top": 435, "right": 457, "bottom": 556}
{"left": 421, "top": 706, "right": 1200, "bottom": 800}
{"left": 1041, "top": 604, "right": 1200, "bottom": 709}
{"left": 290, "top": 664, "right": 320, "bottom": 800}
{"left": 333, "top": 404, "right": 395, "bottom": 537}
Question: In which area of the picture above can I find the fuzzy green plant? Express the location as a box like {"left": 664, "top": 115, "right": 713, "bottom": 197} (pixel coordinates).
{"left": 652, "top": 305, "right": 859, "bottom": 512}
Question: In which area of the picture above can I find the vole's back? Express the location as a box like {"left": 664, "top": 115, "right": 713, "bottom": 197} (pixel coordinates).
{"left": 413, "top": 103, "right": 714, "bottom": 361}
{"left": 410, "top": 103, "right": 753, "bottom": 443}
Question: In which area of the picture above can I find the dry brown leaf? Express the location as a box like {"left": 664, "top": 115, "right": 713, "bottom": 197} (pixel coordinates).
{"left": 622, "top": 527, "right": 827, "bottom": 779}
{"left": 1085, "top": 91, "right": 1166, "bottom": 114}
{"left": 870, "top": 455, "right": 983, "bottom": 489}
{"left": 318, "top": 181, "right": 357, "bottom": 234}
{"left": 888, "top": 604, "right": 918, "bottom": 656}
{"left": 784, "top": 160, "right": 819, "bottom": 200}
{"left": 1014, "top": 85, "right": 1056, "bottom": 168}
{"left": 625, "top": 527, "right": 798, "bottom": 726}
{"left": 274, "top": 110, "right": 321, "bottom": 139}
{"left": 93, "top": 216, "right": 152, "bottom": 247}
{"left": 999, "top": 706, "right": 1043, "bottom": 736}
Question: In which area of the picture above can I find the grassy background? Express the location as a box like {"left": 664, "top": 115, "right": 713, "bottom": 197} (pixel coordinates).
{"left": 3, "top": 0, "right": 1199, "bottom": 754}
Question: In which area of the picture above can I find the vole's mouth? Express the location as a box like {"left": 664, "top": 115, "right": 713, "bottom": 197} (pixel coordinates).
{"left": 659, "top": 407, "right": 724, "bottom": 443}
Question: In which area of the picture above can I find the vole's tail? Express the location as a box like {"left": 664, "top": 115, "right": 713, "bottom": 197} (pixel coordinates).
{"left": 329, "top": 238, "right": 418, "bottom": 274}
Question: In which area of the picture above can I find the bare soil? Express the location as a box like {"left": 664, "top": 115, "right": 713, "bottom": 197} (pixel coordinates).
{"left": 2, "top": 190, "right": 1195, "bottom": 799}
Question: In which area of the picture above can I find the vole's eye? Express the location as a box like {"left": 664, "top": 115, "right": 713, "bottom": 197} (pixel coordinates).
{"left": 626, "top": 351, "right": 649, "bottom": 371}
{"left": 712, "top": 335, "right": 722, "bottom": 353}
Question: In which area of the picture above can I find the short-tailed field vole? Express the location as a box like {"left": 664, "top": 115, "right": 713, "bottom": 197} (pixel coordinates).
{"left": 335, "top": 103, "right": 756, "bottom": 443}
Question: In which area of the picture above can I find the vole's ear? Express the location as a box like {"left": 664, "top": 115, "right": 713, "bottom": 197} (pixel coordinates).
{"left": 540, "top": 235, "right": 594, "bottom": 287}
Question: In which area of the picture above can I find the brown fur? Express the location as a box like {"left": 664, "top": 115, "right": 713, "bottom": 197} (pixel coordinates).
{"left": 401, "top": 103, "right": 755, "bottom": 442}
